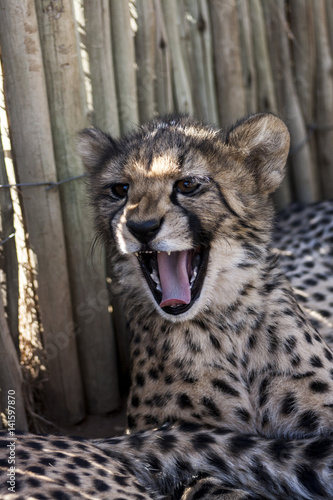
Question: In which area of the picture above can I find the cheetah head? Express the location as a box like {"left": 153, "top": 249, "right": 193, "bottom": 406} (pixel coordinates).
{"left": 78, "top": 113, "right": 290, "bottom": 321}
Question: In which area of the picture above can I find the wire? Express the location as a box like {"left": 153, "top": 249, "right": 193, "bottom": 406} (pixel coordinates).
{"left": 0, "top": 173, "right": 87, "bottom": 190}
{"left": 288, "top": 123, "right": 333, "bottom": 157}
{"left": 0, "top": 231, "right": 15, "bottom": 246}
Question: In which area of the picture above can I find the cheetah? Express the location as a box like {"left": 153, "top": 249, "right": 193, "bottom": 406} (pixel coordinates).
{"left": 1, "top": 113, "right": 333, "bottom": 499}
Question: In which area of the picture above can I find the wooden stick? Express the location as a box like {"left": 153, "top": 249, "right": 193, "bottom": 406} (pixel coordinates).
{"left": 83, "top": 0, "right": 120, "bottom": 136}
{"left": 249, "top": 0, "right": 277, "bottom": 113}
{"left": 109, "top": 0, "right": 139, "bottom": 133}
{"left": 0, "top": 0, "right": 85, "bottom": 424}
{"left": 135, "top": 0, "right": 157, "bottom": 121}
{"left": 182, "top": 0, "right": 218, "bottom": 122}
{"left": 210, "top": 0, "right": 246, "bottom": 125}
{"left": 313, "top": 0, "right": 333, "bottom": 198}
{"left": 161, "top": 0, "right": 194, "bottom": 113}
{"left": 0, "top": 291, "right": 28, "bottom": 431}
{"left": 289, "top": 0, "right": 315, "bottom": 125}
{"left": 154, "top": 0, "right": 174, "bottom": 114}
{"left": 0, "top": 132, "right": 19, "bottom": 352}
{"left": 236, "top": 0, "right": 257, "bottom": 114}
{"left": 36, "top": 0, "right": 120, "bottom": 414}
{"left": 265, "top": 0, "right": 319, "bottom": 203}
{"left": 199, "top": 0, "right": 219, "bottom": 123}
{"left": 326, "top": 0, "right": 333, "bottom": 56}
{"left": 258, "top": 0, "right": 291, "bottom": 209}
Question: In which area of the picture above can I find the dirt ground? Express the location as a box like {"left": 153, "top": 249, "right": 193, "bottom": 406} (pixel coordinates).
{"left": 60, "top": 404, "right": 127, "bottom": 439}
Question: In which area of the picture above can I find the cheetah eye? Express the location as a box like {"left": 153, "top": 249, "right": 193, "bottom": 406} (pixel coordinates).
{"left": 175, "top": 178, "right": 201, "bottom": 195}
{"left": 111, "top": 183, "right": 129, "bottom": 199}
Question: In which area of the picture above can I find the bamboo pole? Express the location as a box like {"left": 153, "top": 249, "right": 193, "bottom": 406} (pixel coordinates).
{"left": 154, "top": 0, "right": 174, "bottom": 114}
{"left": 0, "top": 290, "right": 28, "bottom": 431}
{"left": 265, "top": 0, "right": 319, "bottom": 203}
{"left": 0, "top": 131, "right": 19, "bottom": 353}
{"left": 0, "top": 0, "right": 84, "bottom": 424}
{"left": 83, "top": 0, "right": 120, "bottom": 136}
{"left": 161, "top": 0, "right": 194, "bottom": 113}
{"left": 135, "top": 0, "right": 157, "bottom": 122}
{"left": 109, "top": 0, "right": 139, "bottom": 133}
{"left": 236, "top": 0, "right": 257, "bottom": 115}
{"left": 35, "top": 0, "right": 120, "bottom": 414}
{"left": 209, "top": 0, "right": 246, "bottom": 125}
{"left": 312, "top": 0, "right": 333, "bottom": 198}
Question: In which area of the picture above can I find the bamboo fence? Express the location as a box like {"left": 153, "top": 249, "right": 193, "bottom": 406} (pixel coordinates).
{"left": 0, "top": 0, "right": 332, "bottom": 428}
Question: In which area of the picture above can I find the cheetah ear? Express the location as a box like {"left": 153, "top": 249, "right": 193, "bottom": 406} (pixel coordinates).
{"left": 226, "top": 113, "right": 290, "bottom": 194}
{"left": 77, "top": 128, "right": 119, "bottom": 173}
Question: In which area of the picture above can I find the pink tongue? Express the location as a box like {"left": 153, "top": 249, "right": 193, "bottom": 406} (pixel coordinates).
{"left": 157, "top": 251, "right": 191, "bottom": 308}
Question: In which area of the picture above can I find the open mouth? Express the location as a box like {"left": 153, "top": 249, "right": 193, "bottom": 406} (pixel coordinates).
{"left": 136, "top": 247, "right": 209, "bottom": 315}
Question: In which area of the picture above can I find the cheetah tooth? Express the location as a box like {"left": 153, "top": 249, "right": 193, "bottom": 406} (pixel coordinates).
{"left": 190, "top": 268, "right": 198, "bottom": 285}
{"left": 150, "top": 270, "right": 160, "bottom": 284}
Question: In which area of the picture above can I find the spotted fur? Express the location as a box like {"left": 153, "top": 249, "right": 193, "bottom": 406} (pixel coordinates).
{"left": 1, "top": 114, "right": 333, "bottom": 499}
{"left": 273, "top": 201, "right": 333, "bottom": 342}
{"left": 1, "top": 423, "right": 333, "bottom": 499}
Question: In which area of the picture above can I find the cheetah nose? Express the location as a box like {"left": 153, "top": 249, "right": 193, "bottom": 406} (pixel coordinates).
{"left": 126, "top": 219, "right": 162, "bottom": 244}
